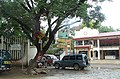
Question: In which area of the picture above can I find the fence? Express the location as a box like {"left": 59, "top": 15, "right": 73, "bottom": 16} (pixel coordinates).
{"left": 2, "top": 37, "right": 27, "bottom": 61}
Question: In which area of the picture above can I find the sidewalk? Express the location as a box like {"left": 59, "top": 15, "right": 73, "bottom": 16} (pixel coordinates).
{"left": 90, "top": 60, "right": 120, "bottom": 65}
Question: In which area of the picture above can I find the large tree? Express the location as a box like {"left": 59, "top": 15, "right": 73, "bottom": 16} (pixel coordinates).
{"left": 0, "top": 0, "right": 109, "bottom": 67}
{"left": 0, "top": 0, "right": 88, "bottom": 58}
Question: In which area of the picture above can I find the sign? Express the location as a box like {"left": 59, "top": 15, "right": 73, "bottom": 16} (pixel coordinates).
{"left": 34, "top": 31, "right": 45, "bottom": 39}
{"left": 57, "top": 39, "right": 66, "bottom": 43}
{"left": 10, "top": 44, "right": 21, "bottom": 50}
{"left": 58, "top": 31, "right": 68, "bottom": 38}
{"left": 57, "top": 39, "right": 71, "bottom": 44}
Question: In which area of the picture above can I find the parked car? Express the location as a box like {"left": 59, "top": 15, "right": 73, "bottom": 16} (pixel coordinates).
{"left": 0, "top": 49, "right": 12, "bottom": 72}
{"left": 53, "top": 54, "right": 90, "bottom": 70}
{"left": 44, "top": 54, "right": 59, "bottom": 66}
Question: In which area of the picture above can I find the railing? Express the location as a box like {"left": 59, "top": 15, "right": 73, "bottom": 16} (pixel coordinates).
{"left": 9, "top": 50, "right": 24, "bottom": 61}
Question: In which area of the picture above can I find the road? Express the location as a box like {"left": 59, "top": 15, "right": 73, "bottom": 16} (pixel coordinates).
{"left": 0, "top": 64, "right": 120, "bottom": 79}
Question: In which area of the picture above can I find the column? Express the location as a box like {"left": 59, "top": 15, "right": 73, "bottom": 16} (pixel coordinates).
{"left": 101, "top": 49, "right": 104, "bottom": 59}
{"left": 89, "top": 49, "right": 91, "bottom": 59}
{"left": 119, "top": 39, "right": 120, "bottom": 60}
{"left": 92, "top": 50, "right": 95, "bottom": 60}
{"left": 119, "top": 47, "right": 120, "bottom": 60}
{"left": 65, "top": 47, "right": 68, "bottom": 55}
{"left": 97, "top": 39, "right": 100, "bottom": 60}
{"left": 88, "top": 48, "right": 90, "bottom": 59}
{"left": 83, "top": 40, "right": 84, "bottom": 46}
{"left": 1, "top": 36, "right": 4, "bottom": 49}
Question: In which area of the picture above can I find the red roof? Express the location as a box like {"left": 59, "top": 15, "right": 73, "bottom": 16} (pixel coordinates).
{"left": 74, "top": 31, "right": 120, "bottom": 40}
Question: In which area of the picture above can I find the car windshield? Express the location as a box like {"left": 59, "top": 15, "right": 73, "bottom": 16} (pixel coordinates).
{"left": 0, "top": 50, "right": 11, "bottom": 60}
{"left": 76, "top": 55, "right": 82, "bottom": 60}
{"left": 50, "top": 55, "right": 58, "bottom": 60}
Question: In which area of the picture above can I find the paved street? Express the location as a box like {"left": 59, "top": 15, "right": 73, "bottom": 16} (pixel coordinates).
{"left": 0, "top": 61, "right": 120, "bottom": 79}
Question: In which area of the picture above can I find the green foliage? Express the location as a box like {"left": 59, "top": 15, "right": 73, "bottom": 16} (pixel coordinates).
{"left": 0, "top": 17, "right": 26, "bottom": 37}
{"left": 99, "top": 26, "right": 115, "bottom": 33}
{"left": 0, "top": 1, "right": 34, "bottom": 38}
{"left": 46, "top": 44, "right": 62, "bottom": 54}
{"left": 81, "top": 20, "right": 100, "bottom": 29}
{"left": 116, "top": 29, "right": 120, "bottom": 31}
{"left": 81, "top": 5, "right": 105, "bottom": 29}
{"left": 89, "top": 6, "right": 105, "bottom": 22}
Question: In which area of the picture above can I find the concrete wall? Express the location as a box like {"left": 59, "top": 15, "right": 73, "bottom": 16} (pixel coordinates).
{"left": 28, "top": 46, "right": 37, "bottom": 63}
{"left": 12, "top": 43, "right": 37, "bottom": 66}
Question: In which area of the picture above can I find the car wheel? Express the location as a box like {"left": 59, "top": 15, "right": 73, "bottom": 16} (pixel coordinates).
{"left": 74, "top": 64, "right": 79, "bottom": 70}
{"left": 55, "top": 63, "right": 60, "bottom": 69}
{"left": 80, "top": 67, "right": 84, "bottom": 70}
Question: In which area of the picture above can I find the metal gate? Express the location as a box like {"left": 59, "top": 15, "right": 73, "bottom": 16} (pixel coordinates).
{"left": 3, "top": 37, "right": 27, "bottom": 61}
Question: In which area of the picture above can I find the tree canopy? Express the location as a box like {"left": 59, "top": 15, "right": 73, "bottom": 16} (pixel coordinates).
{"left": 0, "top": 0, "right": 110, "bottom": 59}
{"left": 99, "top": 26, "right": 115, "bottom": 33}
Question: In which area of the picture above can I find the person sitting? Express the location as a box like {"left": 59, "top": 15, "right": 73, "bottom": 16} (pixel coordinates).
{"left": 41, "top": 56, "right": 47, "bottom": 68}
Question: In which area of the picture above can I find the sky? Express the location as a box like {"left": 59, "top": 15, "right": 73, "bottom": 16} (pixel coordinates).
{"left": 41, "top": 0, "right": 120, "bottom": 30}
{"left": 101, "top": 0, "right": 120, "bottom": 30}
{"left": 62, "top": 0, "right": 120, "bottom": 30}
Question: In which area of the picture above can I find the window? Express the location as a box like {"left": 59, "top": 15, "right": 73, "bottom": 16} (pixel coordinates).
{"left": 62, "top": 56, "right": 69, "bottom": 60}
{"left": 84, "top": 40, "right": 93, "bottom": 45}
{"left": 84, "top": 40, "right": 89, "bottom": 45}
{"left": 77, "top": 41, "right": 83, "bottom": 45}
{"left": 94, "top": 40, "right": 97, "bottom": 47}
{"left": 76, "top": 55, "right": 82, "bottom": 60}
{"left": 46, "top": 56, "right": 51, "bottom": 60}
{"left": 89, "top": 41, "right": 92, "bottom": 45}
{"left": 70, "top": 55, "right": 75, "bottom": 60}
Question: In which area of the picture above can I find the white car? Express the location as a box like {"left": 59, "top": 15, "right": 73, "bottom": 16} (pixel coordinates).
{"left": 44, "top": 54, "right": 59, "bottom": 64}
{"left": 48, "top": 55, "right": 59, "bottom": 63}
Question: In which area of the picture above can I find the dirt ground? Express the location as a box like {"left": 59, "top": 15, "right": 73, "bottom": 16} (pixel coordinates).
{"left": 0, "top": 64, "right": 120, "bottom": 79}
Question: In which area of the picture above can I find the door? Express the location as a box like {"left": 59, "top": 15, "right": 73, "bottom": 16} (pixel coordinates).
{"left": 61, "top": 56, "right": 70, "bottom": 67}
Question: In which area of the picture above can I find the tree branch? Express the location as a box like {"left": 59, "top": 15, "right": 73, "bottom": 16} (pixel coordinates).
{"left": 59, "top": 20, "right": 81, "bottom": 29}
{"left": 20, "top": 25, "right": 34, "bottom": 44}
{"left": 25, "top": 0, "right": 32, "bottom": 10}
{"left": 46, "top": 13, "right": 52, "bottom": 36}
{"left": 55, "top": 0, "right": 86, "bottom": 31}
{"left": 38, "top": 0, "right": 86, "bottom": 53}
{"left": 1, "top": 10, "right": 35, "bottom": 45}
{"left": 52, "top": 18, "right": 64, "bottom": 33}
{"left": 20, "top": 3, "right": 31, "bottom": 12}
{"left": 2, "top": 10, "right": 33, "bottom": 33}
{"left": 30, "top": 0, "right": 34, "bottom": 7}
{"left": 50, "top": 17, "right": 59, "bottom": 26}
{"left": 63, "top": 0, "right": 86, "bottom": 19}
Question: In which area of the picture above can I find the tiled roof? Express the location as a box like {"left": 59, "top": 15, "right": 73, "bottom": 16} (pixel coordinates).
{"left": 99, "top": 31, "right": 120, "bottom": 36}
{"left": 74, "top": 31, "right": 120, "bottom": 40}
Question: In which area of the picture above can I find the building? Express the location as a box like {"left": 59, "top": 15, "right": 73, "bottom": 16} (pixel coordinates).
{"left": 74, "top": 27, "right": 120, "bottom": 60}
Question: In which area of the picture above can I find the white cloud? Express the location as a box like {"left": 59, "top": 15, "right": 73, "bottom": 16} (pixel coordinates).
{"left": 101, "top": 0, "right": 120, "bottom": 29}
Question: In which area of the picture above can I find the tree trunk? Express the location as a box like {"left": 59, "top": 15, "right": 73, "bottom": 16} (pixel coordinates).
{"left": 26, "top": 51, "right": 45, "bottom": 75}
{"left": 26, "top": 41, "right": 45, "bottom": 74}
{"left": 26, "top": 21, "right": 56, "bottom": 74}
